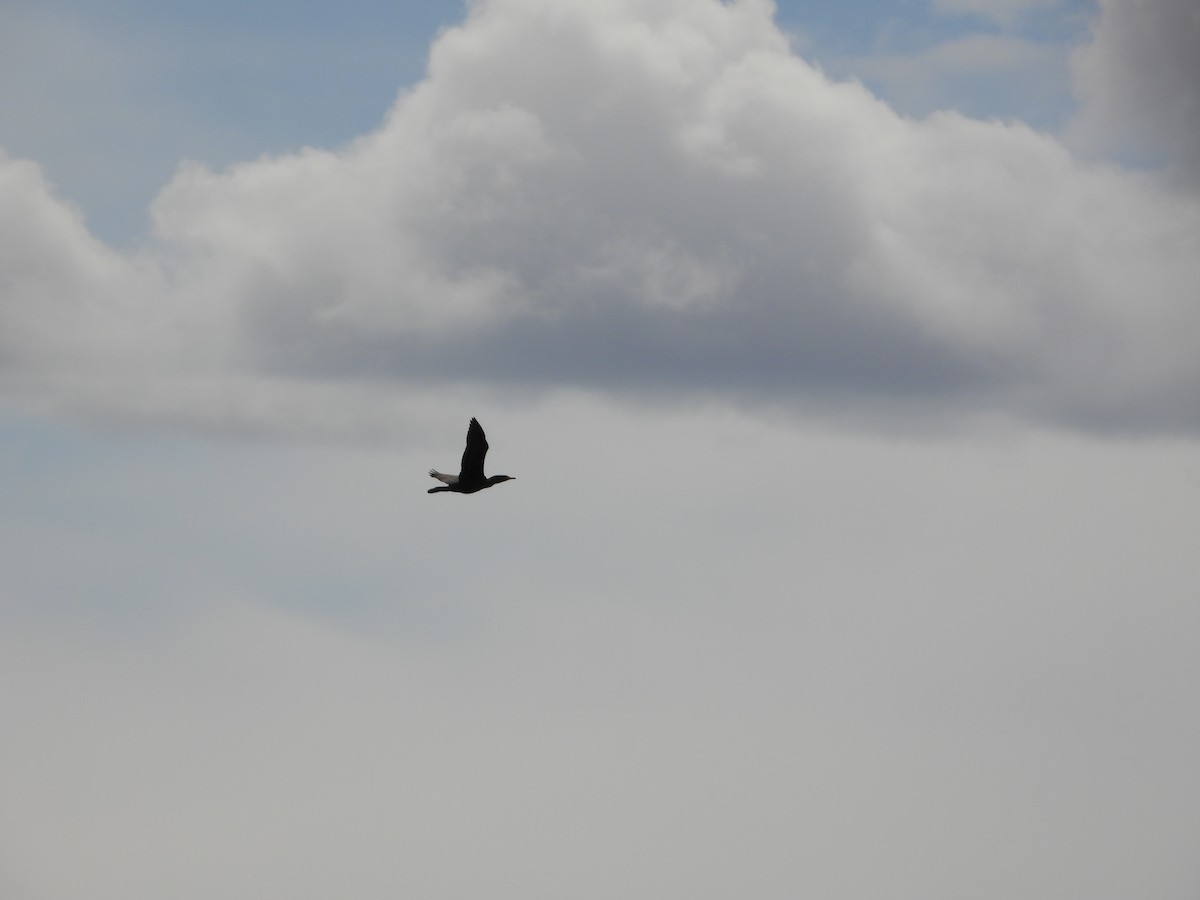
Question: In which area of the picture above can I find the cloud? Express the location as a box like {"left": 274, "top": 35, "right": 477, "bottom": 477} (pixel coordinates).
{"left": 1069, "top": 0, "right": 1200, "bottom": 172}
{"left": 1069, "top": 0, "right": 1200, "bottom": 185}
{"left": 4, "top": 409, "right": 1200, "bottom": 899}
{"left": 2, "top": 0, "right": 1199, "bottom": 435}
{"left": 0, "top": 153, "right": 137, "bottom": 370}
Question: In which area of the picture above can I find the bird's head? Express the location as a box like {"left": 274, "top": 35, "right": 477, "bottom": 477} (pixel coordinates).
{"left": 489, "top": 475, "right": 515, "bottom": 485}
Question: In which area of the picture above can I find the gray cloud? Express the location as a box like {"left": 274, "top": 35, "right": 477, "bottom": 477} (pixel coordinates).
{"left": 2, "top": 0, "right": 1199, "bottom": 434}
{"left": 3, "top": 407, "right": 1199, "bottom": 899}
{"left": 1070, "top": 0, "right": 1200, "bottom": 184}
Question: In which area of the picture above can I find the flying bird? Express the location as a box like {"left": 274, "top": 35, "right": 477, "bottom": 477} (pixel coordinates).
{"left": 428, "top": 418, "right": 515, "bottom": 494}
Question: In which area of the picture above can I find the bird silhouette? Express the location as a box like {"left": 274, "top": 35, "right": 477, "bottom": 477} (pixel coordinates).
{"left": 428, "top": 418, "right": 515, "bottom": 494}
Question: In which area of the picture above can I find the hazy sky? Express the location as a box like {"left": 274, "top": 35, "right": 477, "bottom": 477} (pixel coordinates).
{"left": 2, "top": 2, "right": 1198, "bottom": 898}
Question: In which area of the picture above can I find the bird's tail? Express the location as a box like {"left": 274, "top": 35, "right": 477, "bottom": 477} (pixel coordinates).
{"left": 429, "top": 469, "right": 458, "bottom": 485}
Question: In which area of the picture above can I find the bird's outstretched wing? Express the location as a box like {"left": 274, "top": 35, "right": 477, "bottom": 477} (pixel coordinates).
{"left": 459, "top": 417, "right": 489, "bottom": 482}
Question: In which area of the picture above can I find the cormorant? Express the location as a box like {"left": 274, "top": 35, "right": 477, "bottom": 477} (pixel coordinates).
{"left": 428, "top": 418, "right": 515, "bottom": 494}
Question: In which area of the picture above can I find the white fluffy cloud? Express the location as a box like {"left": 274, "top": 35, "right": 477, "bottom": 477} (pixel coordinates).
{"left": 2, "top": 0, "right": 1199, "bottom": 433}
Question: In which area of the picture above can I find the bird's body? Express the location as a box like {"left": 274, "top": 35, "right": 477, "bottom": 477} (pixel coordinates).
{"left": 428, "top": 418, "right": 515, "bottom": 494}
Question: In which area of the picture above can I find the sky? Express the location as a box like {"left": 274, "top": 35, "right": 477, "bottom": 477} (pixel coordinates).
{"left": 1, "top": 0, "right": 1199, "bottom": 897}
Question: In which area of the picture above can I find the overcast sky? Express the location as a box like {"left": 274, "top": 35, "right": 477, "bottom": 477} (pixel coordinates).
{"left": 2, "top": 1, "right": 1199, "bottom": 898}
